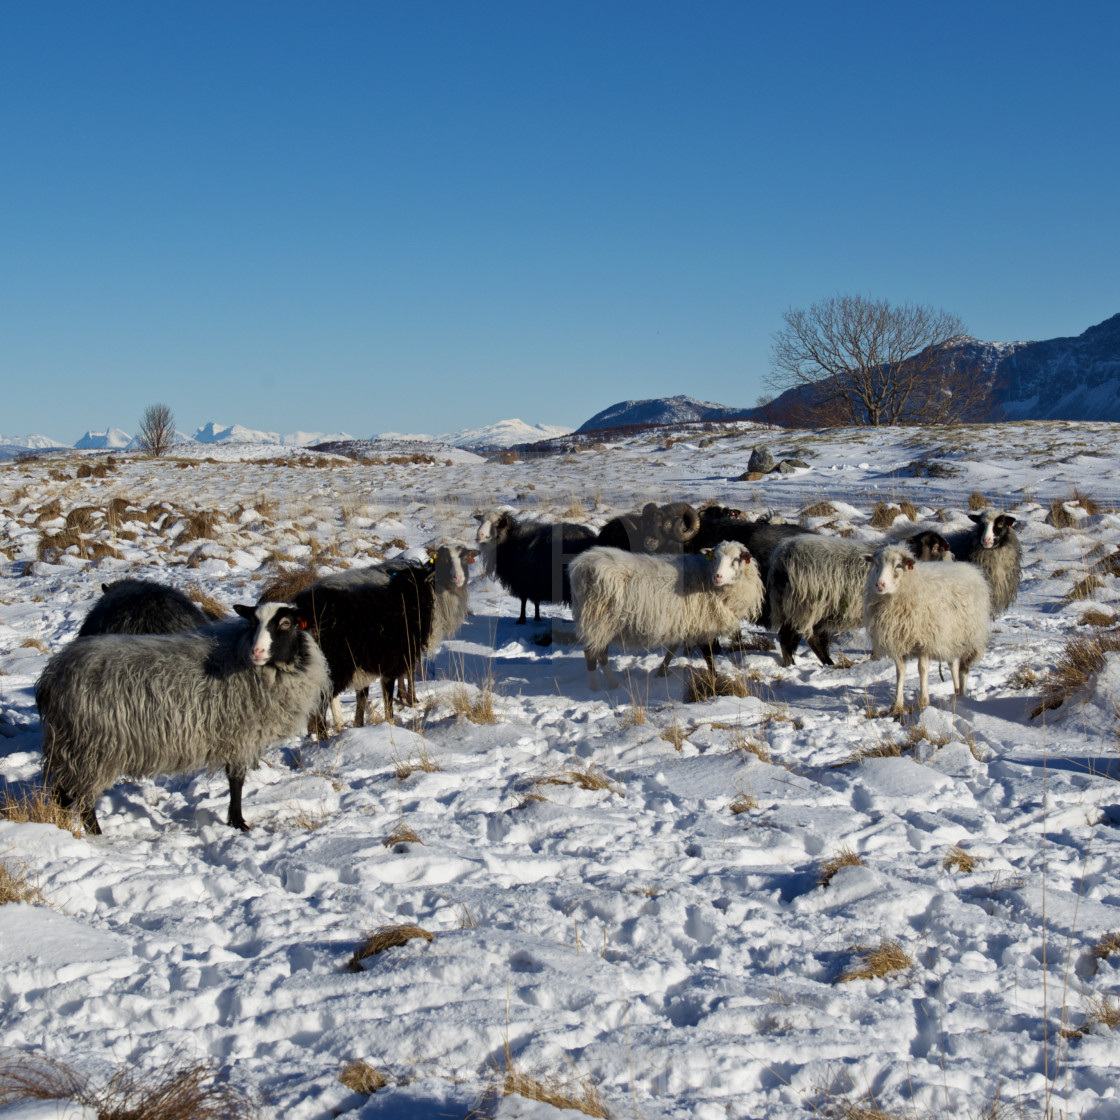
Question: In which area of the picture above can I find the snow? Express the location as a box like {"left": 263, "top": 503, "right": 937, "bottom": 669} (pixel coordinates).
{"left": 2, "top": 420, "right": 1120, "bottom": 1117}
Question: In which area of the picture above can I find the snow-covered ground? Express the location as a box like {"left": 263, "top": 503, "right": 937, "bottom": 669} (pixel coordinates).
{"left": 2, "top": 420, "right": 1120, "bottom": 1119}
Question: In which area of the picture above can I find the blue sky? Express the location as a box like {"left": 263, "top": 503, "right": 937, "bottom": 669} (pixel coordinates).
{"left": 2, "top": 1, "right": 1118, "bottom": 442}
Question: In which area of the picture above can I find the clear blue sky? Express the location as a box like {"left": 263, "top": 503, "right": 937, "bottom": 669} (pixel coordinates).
{"left": 2, "top": 1, "right": 1118, "bottom": 442}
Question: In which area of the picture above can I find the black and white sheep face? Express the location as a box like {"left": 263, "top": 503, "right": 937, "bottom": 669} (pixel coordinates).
{"left": 235, "top": 603, "right": 306, "bottom": 668}
{"left": 434, "top": 544, "right": 478, "bottom": 589}
{"left": 868, "top": 547, "right": 915, "bottom": 595}
{"left": 969, "top": 511, "right": 1017, "bottom": 550}
{"left": 907, "top": 530, "right": 954, "bottom": 562}
{"left": 474, "top": 510, "right": 509, "bottom": 546}
{"left": 707, "top": 542, "right": 752, "bottom": 587}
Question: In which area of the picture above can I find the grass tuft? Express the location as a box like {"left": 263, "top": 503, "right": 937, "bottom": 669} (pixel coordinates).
{"left": 535, "top": 765, "right": 622, "bottom": 796}
{"left": 836, "top": 938, "right": 913, "bottom": 983}
{"left": 448, "top": 679, "right": 499, "bottom": 724}
{"left": 943, "top": 843, "right": 982, "bottom": 873}
{"left": 682, "top": 667, "right": 750, "bottom": 703}
{"left": 338, "top": 1061, "right": 390, "bottom": 1095}
{"left": 817, "top": 846, "right": 864, "bottom": 887}
{"left": 0, "top": 1053, "right": 260, "bottom": 1118}
{"left": 1031, "top": 628, "right": 1120, "bottom": 716}
{"left": 349, "top": 923, "right": 435, "bottom": 971}
{"left": 1, "top": 784, "right": 83, "bottom": 837}
{"left": 0, "top": 859, "right": 47, "bottom": 906}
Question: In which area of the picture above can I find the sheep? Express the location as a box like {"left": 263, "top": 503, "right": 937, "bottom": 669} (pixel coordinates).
{"left": 77, "top": 578, "right": 213, "bottom": 637}
{"left": 863, "top": 544, "right": 991, "bottom": 712}
{"left": 474, "top": 509, "right": 597, "bottom": 623}
{"left": 292, "top": 562, "right": 435, "bottom": 727}
{"left": 594, "top": 501, "right": 701, "bottom": 554}
{"left": 569, "top": 541, "right": 764, "bottom": 691}
{"left": 945, "top": 510, "right": 1021, "bottom": 616}
{"left": 353, "top": 542, "right": 479, "bottom": 719}
{"left": 768, "top": 530, "right": 955, "bottom": 667}
{"left": 36, "top": 602, "right": 329, "bottom": 834}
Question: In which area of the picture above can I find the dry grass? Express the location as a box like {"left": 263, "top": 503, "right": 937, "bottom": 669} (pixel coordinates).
{"left": 382, "top": 821, "right": 423, "bottom": 847}
{"left": 836, "top": 938, "right": 913, "bottom": 983}
{"left": 801, "top": 501, "right": 836, "bottom": 518}
{"left": 481, "top": 1037, "right": 612, "bottom": 1120}
{"left": 968, "top": 491, "right": 989, "bottom": 511}
{"left": 187, "top": 587, "right": 228, "bottom": 620}
{"left": 535, "top": 764, "right": 622, "bottom": 796}
{"left": 1092, "top": 932, "right": 1120, "bottom": 960}
{"left": 728, "top": 727, "right": 772, "bottom": 764}
{"left": 0, "top": 858, "right": 47, "bottom": 906}
{"left": 393, "top": 744, "right": 443, "bottom": 780}
{"left": 338, "top": 1060, "right": 390, "bottom": 1095}
{"left": 1, "top": 784, "right": 83, "bottom": 836}
{"left": 729, "top": 791, "right": 758, "bottom": 814}
{"left": 943, "top": 843, "right": 982, "bottom": 873}
{"left": 256, "top": 562, "right": 320, "bottom": 603}
{"left": 1031, "top": 628, "right": 1120, "bottom": 717}
{"left": 1066, "top": 573, "right": 1105, "bottom": 602}
{"left": 837, "top": 737, "right": 908, "bottom": 766}
{"left": 0, "top": 1053, "right": 260, "bottom": 1118}
{"left": 660, "top": 721, "right": 687, "bottom": 750}
{"left": 817, "top": 846, "right": 865, "bottom": 887}
{"left": 349, "top": 923, "right": 435, "bottom": 971}
{"left": 682, "top": 667, "right": 750, "bottom": 703}
{"left": 448, "top": 679, "right": 499, "bottom": 724}
{"left": 1062, "top": 995, "right": 1120, "bottom": 1038}
{"left": 1005, "top": 663, "right": 1039, "bottom": 691}
{"left": 1080, "top": 608, "right": 1116, "bottom": 627}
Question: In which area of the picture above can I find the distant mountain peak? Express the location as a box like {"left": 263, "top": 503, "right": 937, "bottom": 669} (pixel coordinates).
{"left": 577, "top": 395, "right": 749, "bottom": 433}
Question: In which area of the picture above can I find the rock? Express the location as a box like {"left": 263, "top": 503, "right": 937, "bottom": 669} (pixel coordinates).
{"left": 747, "top": 447, "right": 775, "bottom": 473}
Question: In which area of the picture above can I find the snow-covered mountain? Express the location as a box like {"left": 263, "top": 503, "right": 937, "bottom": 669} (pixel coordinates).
{"left": 577, "top": 395, "right": 751, "bottom": 432}
{"left": 378, "top": 418, "right": 573, "bottom": 450}
{"left": 73, "top": 427, "right": 135, "bottom": 450}
{"left": 192, "top": 422, "right": 355, "bottom": 446}
{"left": 0, "top": 433, "right": 69, "bottom": 458}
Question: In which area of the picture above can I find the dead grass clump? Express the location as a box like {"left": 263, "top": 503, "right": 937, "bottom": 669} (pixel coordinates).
{"left": 0, "top": 859, "right": 47, "bottom": 906}
{"left": 1062, "top": 995, "right": 1120, "bottom": 1038}
{"left": 20, "top": 637, "right": 49, "bottom": 654}
{"left": 1092, "top": 932, "right": 1120, "bottom": 960}
{"left": 801, "top": 501, "right": 836, "bottom": 518}
{"left": 1074, "top": 489, "right": 1102, "bottom": 516}
{"left": 1080, "top": 608, "right": 1116, "bottom": 627}
{"left": 382, "top": 821, "right": 423, "bottom": 847}
{"left": 65, "top": 505, "right": 100, "bottom": 532}
{"left": 499, "top": 1066, "right": 611, "bottom": 1119}
{"left": 968, "top": 491, "right": 989, "bottom": 511}
{"left": 728, "top": 728, "right": 772, "bottom": 764}
{"left": 535, "top": 764, "right": 622, "bottom": 796}
{"left": 1005, "top": 663, "right": 1039, "bottom": 691}
{"left": 817, "top": 846, "right": 865, "bottom": 887}
{"left": 943, "top": 844, "right": 982, "bottom": 873}
{"left": 869, "top": 502, "right": 900, "bottom": 529}
{"left": 1066, "top": 573, "right": 1105, "bottom": 601}
{"left": 348, "top": 923, "right": 435, "bottom": 970}
{"left": 338, "top": 1061, "right": 389, "bottom": 1095}
{"left": 729, "top": 792, "right": 758, "bottom": 814}
{"left": 836, "top": 938, "right": 913, "bottom": 983}
{"left": 1031, "top": 628, "right": 1120, "bottom": 717}
{"left": 33, "top": 498, "right": 63, "bottom": 523}
{"left": 660, "top": 722, "right": 687, "bottom": 750}
{"left": 1045, "top": 499, "right": 1079, "bottom": 529}
{"left": 837, "top": 738, "right": 907, "bottom": 766}
{"left": 898, "top": 499, "right": 918, "bottom": 520}
{"left": 682, "top": 667, "right": 750, "bottom": 703}
{"left": 393, "top": 745, "right": 442, "bottom": 780}
{"left": 449, "top": 680, "right": 499, "bottom": 724}
{"left": 187, "top": 587, "right": 228, "bottom": 620}
{"left": 174, "top": 509, "right": 220, "bottom": 545}
{"left": 256, "top": 563, "right": 320, "bottom": 603}
{"left": 0, "top": 784, "right": 83, "bottom": 836}
{"left": 0, "top": 1053, "right": 260, "bottom": 1118}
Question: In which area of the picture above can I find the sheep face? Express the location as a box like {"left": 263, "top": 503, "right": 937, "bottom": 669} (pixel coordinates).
{"left": 907, "top": 530, "right": 953, "bottom": 562}
{"left": 234, "top": 602, "right": 307, "bottom": 668}
{"left": 708, "top": 541, "right": 752, "bottom": 587}
{"left": 474, "top": 510, "right": 510, "bottom": 546}
{"left": 433, "top": 544, "right": 478, "bottom": 589}
{"left": 867, "top": 547, "right": 915, "bottom": 596}
{"left": 969, "top": 511, "right": 1016, "bottom": 550}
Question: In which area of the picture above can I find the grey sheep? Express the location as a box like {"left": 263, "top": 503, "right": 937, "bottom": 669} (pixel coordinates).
{"left": 769, "top": 529, "right": 954, "bottom": 666}
{"left": 863, "top": 544, "right": 991, "bottom": 712}
{"left": 945, "top": 510, "right": 1021, "bottom": 616}
{"left": 37, "top": 602, "right": 329, "bottom": 834}
{"left": 569, "top": 541, "right": 764, "bottom": 691}
{"left": 595, "top": 502, "right": 701, "bottom": 553}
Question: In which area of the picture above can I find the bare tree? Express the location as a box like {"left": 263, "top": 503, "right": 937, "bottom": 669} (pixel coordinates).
{"left": 137, "top": 403, "right": 176, "bottom": 457}
{"left": 767, "top": 295, "right": 989, "bottom": 426}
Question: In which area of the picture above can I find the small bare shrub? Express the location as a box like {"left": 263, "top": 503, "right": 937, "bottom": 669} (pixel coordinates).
{"left": 349, "top": 923, "right": 434, "bottom": 970}
{"left": 818, "top": 846, "right": 864, "bottom": 887}
{"left": 836, "top": 938, "right": 913, "bottom": 983}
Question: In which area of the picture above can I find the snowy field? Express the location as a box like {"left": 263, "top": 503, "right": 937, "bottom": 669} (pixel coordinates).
{"left": 2, "top": 420, "right": 1120, "bottom": 1119}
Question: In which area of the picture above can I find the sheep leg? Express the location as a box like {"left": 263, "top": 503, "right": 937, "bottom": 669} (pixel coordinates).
{"left": 330, "top": 695, "right": 345, "bottom": 732}
{"left": 778, "top": 624, "right": 801, "bottom": 667}
{"left": 517, "top": 597, "right": 528, "bottom": 624}
{"left": 806, "top": 625, "right": 834, "bottom": 667}
{"left": 916, "top": 653, "right": 931, "bottom": 710}
{"left": 355, "top": 687, "right": 370, "bottom": 727}
{"left": 53, "top": 782, "right": 101, "bottom": 835}
{"left": 701, "top": 642, "right": 718, "bottom": 672}
{"left": 533, "top": 601, "right": 542, "bottom": 622}
{"left": 656, "top": 645, "right": 679, "bottom": 676}
{"left": 890, "top": 657, "right": 907, "bottom": 714}
{"left": 225, "top": 765, "right": 250, "bottom": 831}
{"left": 381, "top": 678, "right": 395, "bottom": 724}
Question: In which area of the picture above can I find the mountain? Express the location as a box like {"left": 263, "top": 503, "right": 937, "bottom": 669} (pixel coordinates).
{"left": 577, "top": 395, "right": 751, "bottom": 433}
{"left": 378, "top": 418, "right": 573, "bottom": 451}
{"left": 191, "top": 422, "right": 355, "bottom": 446}
{"left": 73, "top": 428, "right": 135, "bottom": 450}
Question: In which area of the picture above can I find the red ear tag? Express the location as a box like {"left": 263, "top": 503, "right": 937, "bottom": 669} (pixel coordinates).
{"left": 298, "top": 617, "right": 308, "bottom": 630}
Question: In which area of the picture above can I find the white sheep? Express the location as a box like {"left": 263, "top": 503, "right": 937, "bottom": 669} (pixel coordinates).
{"left": 569, "top": 541, "right": 764, "bottom": 690}
{"left": 863, "top": 544, "right": 991, "bottom": 713}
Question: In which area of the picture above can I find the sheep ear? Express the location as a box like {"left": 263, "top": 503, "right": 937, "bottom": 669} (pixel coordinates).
{"left": 233, "top": 603, "right": 256, "bottom": 621}
{"left": 968, "top": 513, "right": 982, "bottom": 524}
{"left": 467, "top": 549, "right": 479, "bottom": 563}
{"left": 905, "top": 557, "right": 915, "bottom": 569}
{"left": 473, "top": 512, "right": 484, "bottom": 522}
{"left": 862, "top": 553, "right": 875, "bottom": 565}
